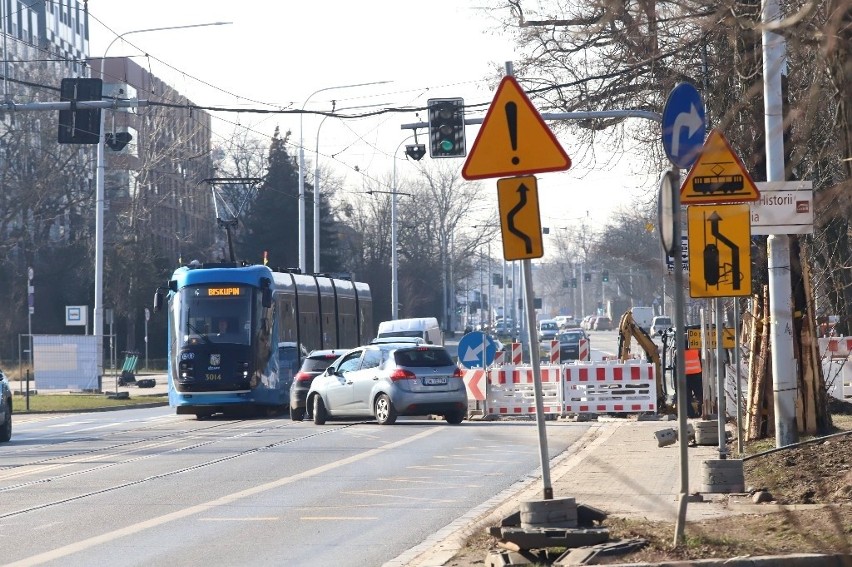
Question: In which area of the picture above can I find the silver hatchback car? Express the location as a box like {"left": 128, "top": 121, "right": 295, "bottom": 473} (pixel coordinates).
{"left": 307, "top": 343, "right": 467, "bottom": 425}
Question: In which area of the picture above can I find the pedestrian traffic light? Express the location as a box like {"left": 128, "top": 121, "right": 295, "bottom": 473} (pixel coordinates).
{"left": 602, "top": 270, "right": 609, "bottom": 282}
{"left": 58, "top": 78, "right": 102, "bottom": 144}
{"left": 427, "top": 98, "right": 466, "bottom": 158}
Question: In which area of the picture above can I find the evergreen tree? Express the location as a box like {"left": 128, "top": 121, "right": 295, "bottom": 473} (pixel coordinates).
{"left": 237, "top": 128, "right": 301, "bottom": 268}
{"left": 236, "top": 127, "right": 344, "bottom": 273}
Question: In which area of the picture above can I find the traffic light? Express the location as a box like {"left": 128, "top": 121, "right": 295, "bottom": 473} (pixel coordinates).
{"left": 602, "top": 270, "right": 610, "bottom": 282}
{"left": 571, "top": 277, "right": 578, "bottom": 288}
{"left": 58, "top": 78, "right": 102, "bottom": 144}
{"left": 584, "top": 272, "right": 591, "bottom": 283}
{"left": 105, "top": 132, "right": 133, "bottom": 151}
{"left": 427, "top": 98, "right": 466, "bottom": 158}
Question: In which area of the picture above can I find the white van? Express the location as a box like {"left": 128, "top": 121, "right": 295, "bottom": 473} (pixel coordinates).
{"left": 651, "top": 315, "right": 672, "bottom": 336}
{"left": 376, "top": 317, "right": 443, "bottom": 345}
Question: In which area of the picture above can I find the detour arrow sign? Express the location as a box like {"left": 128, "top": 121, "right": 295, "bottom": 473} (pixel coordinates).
{"left": 463, "top": 369, "right": 486, "bottom": 401}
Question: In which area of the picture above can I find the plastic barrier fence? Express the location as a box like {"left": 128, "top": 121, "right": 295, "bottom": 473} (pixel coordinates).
{"left": 486, "top": 365, "right": 563, "bottom": 415}
{"left": 820, "top": 337, "right": 852, "bottom": 359}
{"left": 463, "top": 361, "right": 657, "bottom": 416}
{"left": 562, "top": 360, "right": 656, "bottom": 414}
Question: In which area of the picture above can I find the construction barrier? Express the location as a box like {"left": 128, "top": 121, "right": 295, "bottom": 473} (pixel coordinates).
{"left": 493, "top": 350, "right": 505, "bottom": 366}
{"left": 511, "top": 342, "right": 522, "bottom": 365}
{"left": 465, "top": 360, "right": 657, "bottom": 417}
{"left": 820, "top": 337, "right": 852, "bottom": 359}
{"left": 562, "top": 360, "right": 656, "bottom": 414}
{"left": 485, "top": 365, "right": 563, "bottom": 415}
{"left": 578, "top": 338, "right": 589, "bottom": 361}
{"left": 549, "top": 340, "right": 560, "bottom": 364}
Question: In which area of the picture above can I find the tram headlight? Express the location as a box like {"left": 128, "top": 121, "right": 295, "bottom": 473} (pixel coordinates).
{"left": 179, "top": 360, "right": 193, "bottom": 379}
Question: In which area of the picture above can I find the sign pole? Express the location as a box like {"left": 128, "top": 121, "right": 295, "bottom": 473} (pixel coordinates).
{"left": 715, "top": 297, "right": 727, "bottom": 458}
{"left": 27, "top": 267, "right": 34, "bottom": 375}
{"left": 522, "top": 257, "right": 552, "bottom": 499}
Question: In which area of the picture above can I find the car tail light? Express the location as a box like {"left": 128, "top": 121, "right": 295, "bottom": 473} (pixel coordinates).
{"left": 452, "top": 367, "right": 464, "bottom": 378}
{"left": 294, "top": 371, "right": 313, "bottom": 382}
{"left": 389, "top": 368, "right": 416, "bottom": 381}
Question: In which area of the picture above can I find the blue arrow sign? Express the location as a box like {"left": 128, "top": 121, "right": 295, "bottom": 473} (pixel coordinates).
{"left": 662, "top": 83, "right": 706, "bottom": 170}
{"left": 457, "top": 331, "right": 498, "bottom": 369}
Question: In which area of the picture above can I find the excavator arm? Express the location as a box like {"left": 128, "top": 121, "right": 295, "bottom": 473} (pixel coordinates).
{"left": 617, "top": 310, "right": 666, "bottom": 409}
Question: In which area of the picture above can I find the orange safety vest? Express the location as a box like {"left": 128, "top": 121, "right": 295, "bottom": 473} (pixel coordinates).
{"left": 684, "top": 349, "right": 702, "bottom": 374}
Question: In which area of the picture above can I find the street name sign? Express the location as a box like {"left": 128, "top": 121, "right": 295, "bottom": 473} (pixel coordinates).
{"left": 662, "top": 83, "right": 706, "bottom": 169}
{"left": 462, "top": 75, "right": 571, "bottom": 180}
{"left": 681, "top": 129, "right": 760, "bottom": 204}
{"left": 497, "top": 175, "right": 544, "bottom": 261}
{"left": 687, "top": 204, "right": 752, "bottom": 298}
{"left": 750, "top": 181, "right": 814, "bottom": 235}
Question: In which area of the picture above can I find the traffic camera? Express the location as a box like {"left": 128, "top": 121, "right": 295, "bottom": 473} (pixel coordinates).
{"left": 427, "top": 98, "right": 466, "bottom": 158}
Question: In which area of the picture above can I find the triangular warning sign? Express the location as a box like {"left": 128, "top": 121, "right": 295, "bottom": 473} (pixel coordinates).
{"left": 680, "top": 129, "right": 760, "bottom": 204}
{"left": 462, "top": 76, "right": 571, "bottom": 181}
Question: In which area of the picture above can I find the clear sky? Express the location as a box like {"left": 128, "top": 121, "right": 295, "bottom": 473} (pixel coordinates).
{"left": 85, "top": 1, "right": 656, "bottom": 238}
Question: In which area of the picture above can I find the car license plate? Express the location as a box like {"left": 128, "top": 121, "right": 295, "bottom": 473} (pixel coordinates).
{"left": 424, "top": 376, "right": 447, "bottom": 386}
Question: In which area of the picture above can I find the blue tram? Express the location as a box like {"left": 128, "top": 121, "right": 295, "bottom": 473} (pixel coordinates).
{"left": 154, "top": 262, "right": 373, "bottom": 418}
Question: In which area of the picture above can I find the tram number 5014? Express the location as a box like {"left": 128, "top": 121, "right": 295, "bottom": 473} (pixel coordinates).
{"left": 205, "top": 373, "right": 221, "bottom": 381}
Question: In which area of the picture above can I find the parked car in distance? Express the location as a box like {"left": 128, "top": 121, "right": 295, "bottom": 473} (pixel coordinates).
{"left": 0, "top": 367, "right": 11, "bottom": 442}
{"left": 592, "top": 316, "right": 613, "bottom": 331}
{"left": 581, "top": 316, "right": 596, "bottom": 330}
{"left": 538, "top": 319, "right": 560, "bottom": 341}
{"left": 557, "top": 329, "right": 590, "bottom": 361}
{"left": 651, "top": 315, "right": 673, "bottom": 336}
{"left": 307, "top": 344, "right": 467, "bottom": 425}
{"left": 289, "top": 349, "right": 347, "bottom": 421}
{"left": 554, "top": 315, "right": 576, "bottom": 329}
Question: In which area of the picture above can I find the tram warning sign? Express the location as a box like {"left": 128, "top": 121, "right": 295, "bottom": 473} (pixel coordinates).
{"left": 462, "top": 76, "right": 571, "bottom": 180}
{"left": 680, "top": 129, "right": 760, "bottom": 204}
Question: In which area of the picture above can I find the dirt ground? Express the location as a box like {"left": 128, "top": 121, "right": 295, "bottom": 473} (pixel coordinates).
{"left": 443, "top": 401, "right": 852, "bottom": 566}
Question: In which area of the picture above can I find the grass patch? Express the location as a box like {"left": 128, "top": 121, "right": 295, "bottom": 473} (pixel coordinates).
{"left": 12, "top": 393, "right": 167, "bottom": 413}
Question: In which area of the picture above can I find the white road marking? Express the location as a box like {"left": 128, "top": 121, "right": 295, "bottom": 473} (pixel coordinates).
{"left": 300, "top": 516, "right": 378, "bottom": 521}
{"left": 5, "top": 427, "right": 441, "bottom": 567}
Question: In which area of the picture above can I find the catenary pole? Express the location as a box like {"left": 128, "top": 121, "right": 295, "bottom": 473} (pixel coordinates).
{"left": 762, "top": 0, "right": 798, "bottom": 447}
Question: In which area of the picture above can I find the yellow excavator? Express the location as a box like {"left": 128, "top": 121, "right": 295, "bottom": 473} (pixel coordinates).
{"left": 616, "top": 310, "right": 668, "bottom": 410}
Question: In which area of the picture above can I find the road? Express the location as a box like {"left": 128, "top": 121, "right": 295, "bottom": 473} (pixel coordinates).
{"left": 4, "top": 408, "right": 592, "bottom": 566}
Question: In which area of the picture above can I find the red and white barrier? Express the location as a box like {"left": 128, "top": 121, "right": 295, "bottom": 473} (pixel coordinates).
{"left": 493, "top": 350, "right": 505, "bottom": 366}
{"left": 485, "top": 365, "right": 563, "bottom": 415}
{"left": 820, "top": 337, "right": 852, "bottom": 359}
{"left": 511, "top": 342, "right": 522, "bottom": 365}
{"left": 549, "top": 340, "right": 560, "bottom": 364}
{"left": 562, "top": 360, "right": 656, "bottom": 414}
{"left": 578, "top": 338, "right": 589, "bottom": 361}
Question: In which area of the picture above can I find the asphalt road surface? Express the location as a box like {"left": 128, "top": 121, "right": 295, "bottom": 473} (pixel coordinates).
{"left": 4, "top": 408, "right": 592, "bottom": 566}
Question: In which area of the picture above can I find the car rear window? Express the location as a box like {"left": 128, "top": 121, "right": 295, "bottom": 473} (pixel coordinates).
{"left": 560, "top": 332, "right": 584, "bottom": 342}
{"left": 393, "top": 348, "right": 453, "bottom": 367}
{"left": 302, "top": 355, "right": 337, "bottom": 372}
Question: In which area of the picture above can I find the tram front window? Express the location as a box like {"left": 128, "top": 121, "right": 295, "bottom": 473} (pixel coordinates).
{"left": 178, "top": 285, "right": 253, "bottom": 347}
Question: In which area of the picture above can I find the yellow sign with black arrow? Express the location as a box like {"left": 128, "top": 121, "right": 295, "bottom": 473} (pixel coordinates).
{"left": 687, "top": 204, "right": 752, "bottom": 298}
{"left": 462, "top": 76, "right": 571, "bottom": 180}
{"left": 497, "top": 176, "right": 544, "bottom": 261}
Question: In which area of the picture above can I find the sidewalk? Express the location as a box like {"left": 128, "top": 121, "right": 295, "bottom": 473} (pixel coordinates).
{"left": 395, "top": 418, "right": 736, "bottom": 567}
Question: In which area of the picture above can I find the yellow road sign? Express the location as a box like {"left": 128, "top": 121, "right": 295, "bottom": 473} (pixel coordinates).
{"left": 497, "top": 176, "right": 544, "bottom": 261}
{"left": 687, "top": 327, "right": 735, "bottom": 349}
{"left": 681, "top": 129, "right": 760, "bottom": 204}
{"left": 462, "top": 76, "right": 571, "bottom": 180}
{"left": 687, "top": 204, "right": 752, "bottom": 297}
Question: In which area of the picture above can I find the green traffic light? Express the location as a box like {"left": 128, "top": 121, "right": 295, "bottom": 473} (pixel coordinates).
{"left": 439, "top": 140, "right": 453, "bottom": 152}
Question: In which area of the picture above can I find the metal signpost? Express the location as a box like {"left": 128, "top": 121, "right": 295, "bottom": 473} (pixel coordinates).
{"left": 660, "top": 81, "right": 706, "bottom": 545}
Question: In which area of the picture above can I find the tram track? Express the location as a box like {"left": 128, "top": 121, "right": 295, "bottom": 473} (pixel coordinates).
{"left": 0, "top": 419, "right": 359, "bottom": 519}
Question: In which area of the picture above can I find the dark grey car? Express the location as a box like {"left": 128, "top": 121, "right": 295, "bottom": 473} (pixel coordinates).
{"left": 558, "top": 329, "right": 590, "bottom": 361}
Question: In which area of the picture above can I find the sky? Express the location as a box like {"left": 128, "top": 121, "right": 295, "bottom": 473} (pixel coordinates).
{"left": 85, "top": 1, "right": 657, "bottom": 246}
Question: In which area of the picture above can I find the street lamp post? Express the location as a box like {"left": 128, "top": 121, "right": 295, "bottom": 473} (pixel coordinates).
{"left": 93, "top": 22, "right": 230, "bottom": 383}
{"left": 391, "top": 135, "right": 414, "bottom": 319}
{"left": 298, "top": 80, "right": 390, "bottom": 273}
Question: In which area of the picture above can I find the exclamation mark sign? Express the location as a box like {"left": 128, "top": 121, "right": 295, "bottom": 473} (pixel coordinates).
{"left": 505, "top": 102, "right": 519, "bottom": 165}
